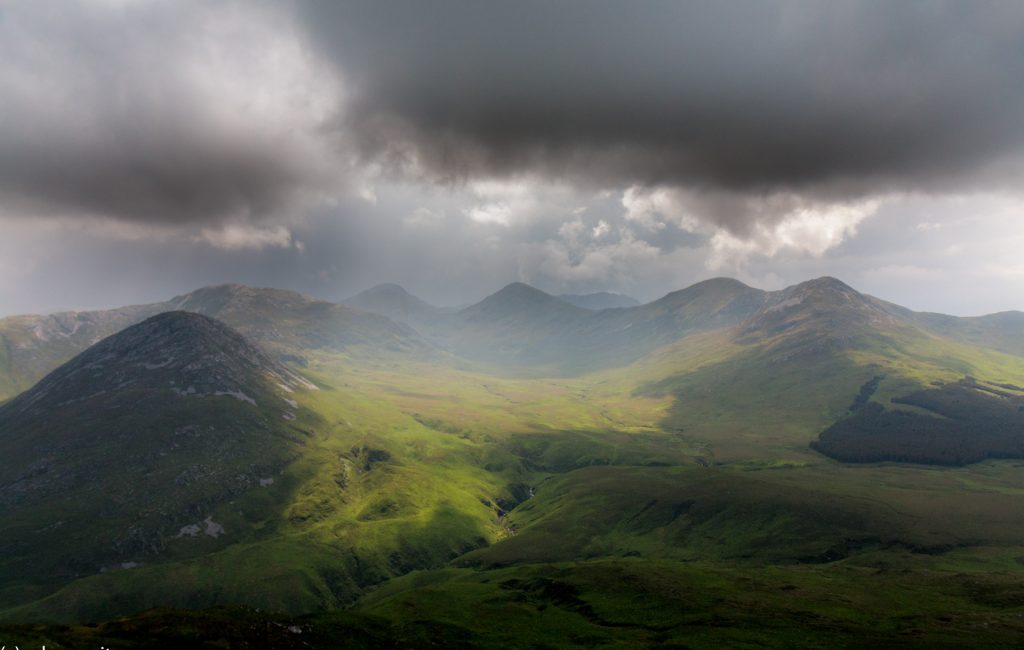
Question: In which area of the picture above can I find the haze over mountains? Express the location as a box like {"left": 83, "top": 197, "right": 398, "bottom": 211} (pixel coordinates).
{"left": 558, "top": 292, "right": 641, "bottom": 310}
{"left": 345, "top": 276, "right": 1024, "bottom": 372}
{"left": 4, "top": 276, "right": 1024, "bottom": 396}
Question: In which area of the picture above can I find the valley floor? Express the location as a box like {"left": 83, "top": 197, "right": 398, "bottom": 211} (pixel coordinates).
{"left": 6, "top": 553, "right": 1024, "bottom": 648}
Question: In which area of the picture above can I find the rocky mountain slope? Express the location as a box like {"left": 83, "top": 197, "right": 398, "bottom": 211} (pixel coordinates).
{"left": 170, "top": 284, "right": 428, "bottom": 360}
{"left": 0, "top": 312, "right": 318, "bottom": 600}
{"left": 0, "top": 285, "right": 427, "bottom": 401}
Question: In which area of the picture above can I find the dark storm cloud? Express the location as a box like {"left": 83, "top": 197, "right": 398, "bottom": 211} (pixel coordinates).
{"left": 302, "top": 1, "right": 1024, "bottom": 210}
{"left": 0, "top": 1, "right": 340, "bottom": 225}
{"left": 2, "top": 0, "right": 1022, "bottom": 241}
{"left": 0, "top": 116, "right": 315, "bottom": 225}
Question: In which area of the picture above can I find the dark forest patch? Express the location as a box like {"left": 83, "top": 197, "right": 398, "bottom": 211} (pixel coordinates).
{"left": 811, "top": 378, "right": 1024, "bottom": 466}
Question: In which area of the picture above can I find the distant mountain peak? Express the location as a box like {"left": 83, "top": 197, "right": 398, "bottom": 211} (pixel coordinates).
{"left": 559, "top": 291, "right": 641, "bottom": 310}
{"left": 347, "top": 282, "right": 431, "bottom": 306}
{"left": 695, "top": 277, "right": 753, "bottom": 290}
{"left": 792, "top": 276, "right": 857, "bottom": 294}
{"left": 477, "top": 282, "right": 547, "bottom": 304}
{"left": 653, "top": 276, "right": 760, "bottom": 308}
{"left": 497, "top": 281, "right": 542, "bottom": 295}
{"left": 468, "top": 282, "right": 580, "bottom": 312}
{"left": 455, "top": 283, "right": 588, "bottom": 335}
{"left": 343, "top": 284, "right": 438, "bottom": 329}
{"left": 3, "top": 311, "right": 313, "bottom": 421}
{"left": 775, "top": 277, "right": 870, "bottom": 310}
{"left": 737, "top": 276, "right": 898, "bottom": 351}
{"left": 366, "top": 282, "right": 413, "bottom": 295}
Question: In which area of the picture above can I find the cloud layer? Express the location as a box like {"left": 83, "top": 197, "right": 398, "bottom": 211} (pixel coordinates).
{"left": 307, "top": 2, "right": 1024, "bottom": 214}
{"left": 0, "top": 1, "right": 344, "bottom": 225}
{"left": 1, "top": 1, "right": 1023, "bottom": 316}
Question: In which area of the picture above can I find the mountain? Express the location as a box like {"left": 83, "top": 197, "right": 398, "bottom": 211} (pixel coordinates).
{"left": 0, "top": 285, "right": 428, "bottom": 401}
{"left": 460, "top": 282, "right": 586, "bottom": 323}
{"left": 342, "top": 283, "right": 446, "bottom": 329}
{"left": 170, "top": 284, "right": 428, "bottom": 360}
{"left": 631, "top": 276, "right": 1024, "bottom": 467}
{"left": 590, "top": 277, "right": 768, "bottom": 346}
{"left": 431, "top": 277, "right": 767, "bottom": 370}
{"left": 435, "top": 283, "right": 594, "bottom": 367}
{"left": 0, "top": 312, "right": 317, "bottom": 599}
{"left": 0, "top": 302, "right": 169, "bottom": 401}
{"left": 559, "top": 291, "right": 641, "bottom": 310}
{"left": 429, "top": 276, "right": 1024, "bottom": 376}
{"left": 735, "top": 276, "right": 904, "bottom": 357}
{"left": 0, "top": 313, "right": 515, "bottom": 622}
{"left": 878, "top": 302, "right": 1024, "bottom": 357}
{"left": 7, "top": 277, "right": 1023, "bottom": 390}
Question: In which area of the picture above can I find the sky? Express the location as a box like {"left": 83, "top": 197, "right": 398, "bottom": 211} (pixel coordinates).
{"left": 1, "top": 0, "right": 1023, "bottom": 316}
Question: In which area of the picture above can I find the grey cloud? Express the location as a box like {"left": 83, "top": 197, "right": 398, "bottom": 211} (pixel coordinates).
{"left": 5, "top": 0, "right": 1022, "bottom": 234}
{"left": 4, "top": 1, "right": 1024, "bottom": 319}
{"left": 0, "top": 0, "right": 342, "bottom": 225}
{"left": 302, "top": 0, "right": 1024, "bottom": 226}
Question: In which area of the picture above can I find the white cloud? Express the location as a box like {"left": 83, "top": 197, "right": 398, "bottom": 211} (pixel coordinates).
{"left": 198, "top": 224, "right": 293, "bottom": 251}
{"left": 463, "top": 178, "right": 575, "bottom": 227}
{"left": 621, "top": 185, "right": 880, "bottom": 272}
{"left": 404, "top": 206, "right": 443, "bottom": 227}
{"left": 707, "top": 199, "right": 878, "bottom": 271}
{"left": 522, "top": 231, "right": 663, "bottom": 285}
{"left": 467, "top": 203, "right": 512, "bottom": 226}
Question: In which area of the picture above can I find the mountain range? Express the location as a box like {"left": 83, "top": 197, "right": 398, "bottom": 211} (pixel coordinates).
{"left": 6, "top": 277, "right": 1022, "bottom": 395}
{"left": 3, "top": 276, "right": 1024, "bottom": 645}
{"left": 0, "top": 284, "right": 424, "bottom": 401}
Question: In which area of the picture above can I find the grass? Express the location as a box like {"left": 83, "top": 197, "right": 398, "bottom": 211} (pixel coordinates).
{"left": 350, "top": 558, "right": 1024, "bottom": 648}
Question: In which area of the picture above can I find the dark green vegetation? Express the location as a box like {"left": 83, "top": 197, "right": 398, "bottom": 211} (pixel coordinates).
{"left": 2, "top": 277, "right": 1024, "bottom": 647}
{"left": 814, "top": 378, "right": 1024, "bottom": 465}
